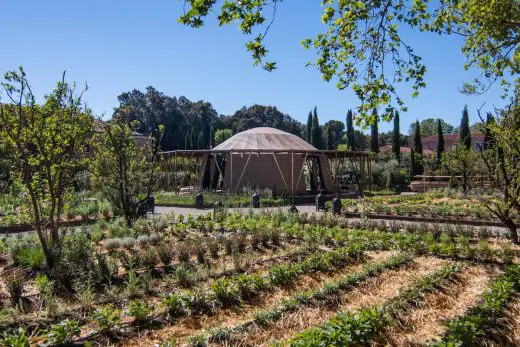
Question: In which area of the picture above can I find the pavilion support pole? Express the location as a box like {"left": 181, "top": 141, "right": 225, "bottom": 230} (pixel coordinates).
{"left": 291, "top": 151, "right": 294, "bottom": 200}
{"left": 234, "top": 153, "right": 252, "bottom": 194}
{"left": 230, "top": 152, "right": 233, "bottom": 195}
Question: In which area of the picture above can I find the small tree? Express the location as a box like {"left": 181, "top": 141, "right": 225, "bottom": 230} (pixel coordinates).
{"left": 91, "top": 118, "right": 162, "bottom": 226}
{"left": 479, "top": 99, "right": 520, "bottom": 244}
{"left": 442, "top": 146, "right": 480, "bottom": 195}
{"left": 214, "top": 129, "right": 233, "bottom": 145}
{"left": 392, "top": 111, "right": 400, "bottom": 162}
{"left": 346, "top": 109, "right": 356, "bottom": 150}
{"left": 325, "top": 124, "right": 334, "bottom": 150}
{"left": 483, "top": 112, "right": 496, "bottom": 149}
{"left": 0, "top": 67, "right": 93, "bottom": 268}
{"left": 410, "top": 148, "right": 416, "bottom": 179}
{"left": 436, "top": 119, "right": 445, "bottom": 163}
{"left": 460, "top": 105, "right": 472, "bottom": 150}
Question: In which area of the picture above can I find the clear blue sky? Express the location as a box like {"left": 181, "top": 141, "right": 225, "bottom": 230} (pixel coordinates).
{"left": 0, "top": 0, "right": 508, "bottom": 134}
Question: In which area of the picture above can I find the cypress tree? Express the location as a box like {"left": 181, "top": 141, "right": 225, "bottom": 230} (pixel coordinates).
{"left": 410, "top": 148, "right": 416, "bottom": 178}
{"left": 413, "top": 120, "right": 423, "bottom": 155}
{"left": 326, "top": 124, "right": 334, "bottom": 150}
{"left": 392, "top": 111, "right": 401, "bottom": 162}
{"left": 484, "top": 112, "right": 496, "bottom": 149}
{"left": 306, "top": 111, "right": 313, "bottom": 143}
{"left": 346, "top": 109, "right": 356, "bottom": 150}
{"left": 437, "top": 119, "right": 444, "bottom": 162}
{"left": 311, "top": 107, "right": 322, "bottom": 149}
{"left": 413, "top": 120, "right": 424, "bottom": 175}
{"left": 370, "top": 112, "right": 379, "bottom": 153}
{"left": 460, "top": 105, "right": 471, "bottom": 149}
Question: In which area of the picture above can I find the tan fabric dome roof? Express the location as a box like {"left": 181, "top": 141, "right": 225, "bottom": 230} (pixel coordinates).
{"left": 212, "top": 127, "right": 316, "bottom": 151}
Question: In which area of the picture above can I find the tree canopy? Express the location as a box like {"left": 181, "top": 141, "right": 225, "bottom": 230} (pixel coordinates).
{"left": 178, "top": 0, "right": 519, "bottom": 125}
{"left": 408, "top": 118, "right": 455, "bottom": 137}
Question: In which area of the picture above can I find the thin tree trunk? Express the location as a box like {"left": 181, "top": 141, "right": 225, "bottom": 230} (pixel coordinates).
{"left": 505, "top": 219, "right": 519, "bottom": 244}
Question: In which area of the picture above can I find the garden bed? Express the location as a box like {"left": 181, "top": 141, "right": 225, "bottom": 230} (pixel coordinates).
{"left": 1, "top": 211, "right": 519, "bottom": 346}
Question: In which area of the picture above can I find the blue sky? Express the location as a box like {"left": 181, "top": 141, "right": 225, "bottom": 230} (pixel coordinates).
{"left": 0, "top": 0, "right": 508, "bottom": 134}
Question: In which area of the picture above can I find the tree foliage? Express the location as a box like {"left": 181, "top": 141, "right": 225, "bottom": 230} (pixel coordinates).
{"left": 460, "top": 105, "right": 472, "bottom": 149}
{"left": 370, "top": 113, "right": 379, "bottom": 153}
{"left": 442, "top": 146, "right": 480, "bottom": 195}
{"left": 311, "top": 107, "right": 322, "bottom": 149}
{"left": 178, "top": 0, "right": 519, "bottom": 124}
{"left": 91, "top": 120, "right": 162, "bottom": 226}
{"left": 0, "top": 67, "right": 94, "bottom": 268}
{"left": 346, "top": 109, "right": 356, "bottom": 150}
{"left": 392, "top": 111, "right": 401, "bottom": 162}
{"left": 214, "top": 128, "right": 233, "bottom": 146}
{"left": 408, "top": 118, "right": 455, "bottom": 137}
{"left": 437, "top": 119, "right": 445, "bottom": 162}
{"left": 479, "top": 95, "right": 520, "bottom": 243}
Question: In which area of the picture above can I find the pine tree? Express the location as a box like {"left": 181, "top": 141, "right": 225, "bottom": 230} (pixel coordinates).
{"left": 437, "top": 119, "right": 444, "bottom": 162}
{"left": 460, "top": 105, "right": 471, "bottom": 150}
{"left": 392, "top": 111, "right": 400, "bottom": 162}
{"left": 484, "top": 112, "right": 496, "bottom": 149}
{"left": 306, "top": 111, "right": 313, "bottom": 143}
{"left": 346, "top": 109, "right": 356, "bottom": 150}
{"left": 370, "top": 112, "right": 379, "bottom": 153}
{"left": 413, "top": 120, "right": 423, "bottom": 155}
{"left": 311, "top": 107, "right": 322, "bottom": 149}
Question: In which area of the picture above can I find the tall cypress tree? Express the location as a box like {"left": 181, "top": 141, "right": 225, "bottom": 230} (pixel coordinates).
{"left": 346, "top": 109, "right": 356, "bottom": 150}
{"left": 484, "top": 112, "right": 496, "bottom": 149}
{"left": 410, "top": 147, "right": 416, "bottom": 178}
{"left": 326, "top": 124, "right": 334, "bottom": 150}
{"left": 392, "top": 111, "right": 401, "bottom": 162}
{"left": 413, "top": 120, "right": 424, "bottom": 175}
{"left": 460, "top": 105, "right": 471, "bottom": 149}
{"left": 436, "top": 119, "right": 444, "bottom": 162}
{"left": 370, "top": 112, "right": 379, "bottom": 153}
{"left": 413, "top": 120, "right": 423, "bottom": 155}
{"left": 311, "top": 107, "right": 322, "bottom": 149}
{"left": 306, "top": 111, "right": 313, "bottom": 143}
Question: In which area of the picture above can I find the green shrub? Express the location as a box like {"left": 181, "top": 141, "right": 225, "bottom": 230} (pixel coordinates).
{"left": 157, "top": 245, "right": 173, "bottom": 267}
{"left": 210, "top": 277, "right": 238, "bottom": 304}
{"left": 163, "top": 293, "right": 184, "bottom": 319}
{"left": 91, "top": 305, "right": 121, "bottom": 334}
{"left": 126, "top": 299, "right": 153, "bottom": 322}
{"left": 1, "top": 327, "right": 33, "bottom": 347}
{"left": 11, "top": 244, "right": 46, "bottom": 270}
{"left": 45, "top": 319, "right": 80, "bottom": 346}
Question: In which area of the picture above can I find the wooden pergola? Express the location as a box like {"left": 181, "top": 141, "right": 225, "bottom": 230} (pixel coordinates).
{"left": 158, "top": 149, "right": 373, "bottom": 198}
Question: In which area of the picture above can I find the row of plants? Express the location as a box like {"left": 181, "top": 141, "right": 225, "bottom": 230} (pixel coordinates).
{"left": 341, "top": 191, "right": 518, "bottom": 221}
{"left": 288, "top": 262, "right": 462, "bottom": 346}
{"left": 432, "top": 263, "right": 520, "bottom": 346}
{"left": 0, "top": 243, "right": 365, "bottom": 345}
{"left": 154, "top": 191, "right": 288, "bottom": 208}
{"left": 204, "top": 253, "right": 413, "bottom": 344}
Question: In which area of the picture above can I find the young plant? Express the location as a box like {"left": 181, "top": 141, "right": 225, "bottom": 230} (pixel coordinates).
{"left": 126, "top": 299, "right": 153, "bottom": 322}
{"left": 45, "top": 319, "right": 80, "bottom": 346}
{"left": 163, "top": 293, "right": 184, "bottom": 319}
{"left": 91, "top": 305, "right": 121, "bottom": 335}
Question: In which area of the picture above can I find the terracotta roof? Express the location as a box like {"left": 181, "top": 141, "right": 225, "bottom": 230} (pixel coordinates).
{"left": 380, "top": 145, "right": 434, "bottom": 155}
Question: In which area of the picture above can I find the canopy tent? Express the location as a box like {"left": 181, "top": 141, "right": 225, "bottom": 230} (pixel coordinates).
{"left": 159, "top": 127, "right": 373, "bottom": 196}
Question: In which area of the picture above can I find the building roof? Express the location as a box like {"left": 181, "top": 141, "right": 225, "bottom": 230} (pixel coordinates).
{"left": 421, "top": 132, "right": 485, "bottom": 142}
{"left": 212, "top": 127, "right": 317, "bottom": 151}
{"left": 380, "top": 145, "right": 434, "bottom": 155}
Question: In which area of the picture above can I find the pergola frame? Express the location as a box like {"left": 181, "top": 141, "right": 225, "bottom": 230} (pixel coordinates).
{"left": 159, "top": 149, "right": 373, "bottom": 197}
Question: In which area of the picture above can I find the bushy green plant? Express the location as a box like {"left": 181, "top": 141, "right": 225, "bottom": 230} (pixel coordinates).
{"left": 1, "top": 327, "right": 33, "bottom": 347}
{"left": 163, "top": 293, "right": 184, "bottom": 319}
{"left": 44, "top": 319, "right": 80, "bottom": 346}
{"left": 126, "top": 299, "right": 153, "bottom": 322}
{"left": 157, "top": 244, "right": 173, "bottom": 267}
{"left": 175, "top": 262, "right": 193, "bottom": 287}
{"left": 210, "top": 277, "right": 238, "bottom": 304}
{"left": 35, "top": 274, "right": 58, "bottom": 317}
{"left": 105, "top": 238, "right": 121, "bottom": 252}
{"left": 11, "top": 244, "right": 46, "bottom": 270}
{"left": 91, "top": 305, "right": 121, "bottom": 334}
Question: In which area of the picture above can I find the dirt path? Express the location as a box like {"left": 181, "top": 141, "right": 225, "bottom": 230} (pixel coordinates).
{"left": 228, "top": 256, "right": 447, "bottom": 347}
{"left": 117, "top": 251, "right": 395, "bottom": 346}
{"left": 375, "top": 264, "right": 502, "bottom": 346}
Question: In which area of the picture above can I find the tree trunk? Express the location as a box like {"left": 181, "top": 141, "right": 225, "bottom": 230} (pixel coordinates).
{"left": 504, "top": 218, "right": 519, "bottom": 244}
